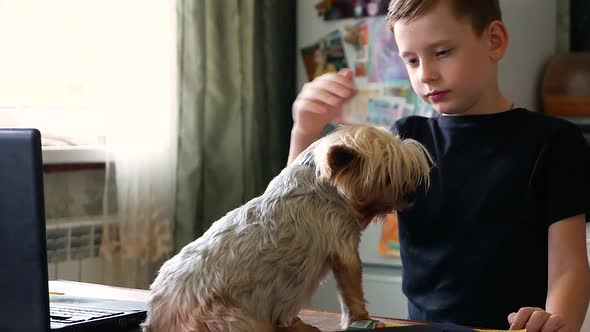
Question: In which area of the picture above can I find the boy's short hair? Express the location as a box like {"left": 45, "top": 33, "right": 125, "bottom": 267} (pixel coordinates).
{"left": 387, "top": 0, "right": 502, "bottom": 36}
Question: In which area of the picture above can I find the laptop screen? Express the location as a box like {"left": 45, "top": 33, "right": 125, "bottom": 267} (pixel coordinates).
{"left": 0, "top": 129, "right": 50, "bottom": 332}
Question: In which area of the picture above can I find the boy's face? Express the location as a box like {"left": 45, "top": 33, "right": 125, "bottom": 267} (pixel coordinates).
{"left": 394, "top": 1, "right": 496, "bottom": 115}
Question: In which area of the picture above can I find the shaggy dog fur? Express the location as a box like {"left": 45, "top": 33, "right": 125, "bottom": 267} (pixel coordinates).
{"left": 143, "top": 125, "right": 432, "bottom": 332}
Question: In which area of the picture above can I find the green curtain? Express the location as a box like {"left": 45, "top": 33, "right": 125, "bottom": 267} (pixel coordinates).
{"left": 557, "top": 0, "right": 570, "bottom": 52}
{"left": 174, "top": 0, "right": 296, "bottom": 250}
{"left": 571, "top": 0, "right": 590, "bottom": 51}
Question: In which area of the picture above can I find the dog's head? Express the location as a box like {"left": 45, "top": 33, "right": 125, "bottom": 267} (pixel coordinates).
{"left": 311, "top": 125, "right": 432, "bottom": 227}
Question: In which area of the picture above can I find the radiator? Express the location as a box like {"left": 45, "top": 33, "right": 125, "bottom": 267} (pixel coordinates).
{"left": 46, "top": 217, "right": 115, "bottom": 285}
{"left": 45, "top": 217, "right": 158, "bottom": 289}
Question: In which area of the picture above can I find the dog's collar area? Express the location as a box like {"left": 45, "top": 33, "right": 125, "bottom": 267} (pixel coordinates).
{"left": 298, "top": 151, "right": 316, "bottom": 168}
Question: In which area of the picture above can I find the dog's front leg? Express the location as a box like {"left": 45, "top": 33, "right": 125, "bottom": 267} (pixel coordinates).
{"left": 330, "top": 250, "right": 370, "bottom": 329}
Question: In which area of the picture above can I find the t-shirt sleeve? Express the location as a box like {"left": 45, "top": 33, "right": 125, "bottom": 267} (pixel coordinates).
{"left": 391, "top": 116, "right": 414, "bottom": 137}
{"left": 541, "top": 124, "right": 590, "bottom": 225}
{"left": 390, "top": 120, "right": 402, "bottom": 136}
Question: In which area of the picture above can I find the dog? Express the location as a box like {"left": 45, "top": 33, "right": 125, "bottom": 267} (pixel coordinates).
{"left": 142, "top": 125, "right": 432, "bottom": 332}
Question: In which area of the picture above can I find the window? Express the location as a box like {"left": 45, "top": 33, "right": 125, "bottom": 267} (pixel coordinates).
{"left": 0, "top": 0, "right": 176, "bottom": 162}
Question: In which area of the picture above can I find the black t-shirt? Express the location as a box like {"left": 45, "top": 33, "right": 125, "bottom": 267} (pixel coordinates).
{"left": 391, "top": 108, "right": 590, "bottom": 329}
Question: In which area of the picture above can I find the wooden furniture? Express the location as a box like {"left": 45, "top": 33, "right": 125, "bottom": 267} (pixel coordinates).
{"left": 543, "top": 52, "right": 590, "bottom": 116}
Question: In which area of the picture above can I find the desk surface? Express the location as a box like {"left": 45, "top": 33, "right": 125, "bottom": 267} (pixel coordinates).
{"left": 49, "top": 280, "right": 409, "bottom": 332}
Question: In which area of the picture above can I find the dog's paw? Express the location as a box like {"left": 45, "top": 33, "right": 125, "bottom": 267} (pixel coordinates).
{"left": 340, "top": 312, "right": 371, "bottom": 329}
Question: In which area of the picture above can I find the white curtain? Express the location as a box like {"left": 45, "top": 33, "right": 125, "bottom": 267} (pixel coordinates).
{"left": 94, "top": 0, "right": 178, "bottom": 289}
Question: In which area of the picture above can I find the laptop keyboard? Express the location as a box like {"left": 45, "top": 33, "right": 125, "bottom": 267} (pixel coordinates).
{"left": 50, "top": 304, "right": 124, "bottom": 324}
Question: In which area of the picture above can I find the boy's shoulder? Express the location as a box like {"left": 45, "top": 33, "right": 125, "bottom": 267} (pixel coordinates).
{"left": 390, "top": 114, "right": 432, "bottom": 136}
{"left": 514, "top": 109, "right": 585, "bottom": 142}
{"left": 516, "top": 108, "right": 578, "bottom": 128}
{"left": 392, "top": 109, "right": 582, "bottom": 136}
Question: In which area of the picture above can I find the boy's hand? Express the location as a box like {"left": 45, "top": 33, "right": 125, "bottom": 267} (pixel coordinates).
{"left": 508, "top": 307, "right": 566, "bottom": 332}
{"left": 292, "top": 68, "right": 356, "bottom": 138}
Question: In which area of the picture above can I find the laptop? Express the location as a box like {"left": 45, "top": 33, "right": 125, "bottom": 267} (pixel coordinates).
{"left": 0, "top": 128, "right": 147, "bottom": 331}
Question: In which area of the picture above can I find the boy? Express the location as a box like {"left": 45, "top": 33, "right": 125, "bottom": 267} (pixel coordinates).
{"left": 288, "top": 0, "right": 590, "bottom": 331}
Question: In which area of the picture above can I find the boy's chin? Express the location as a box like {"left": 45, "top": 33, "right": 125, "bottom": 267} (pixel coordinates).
{"left": 434, "top": 107, "right": 455, "bottom": 116}
{"left": 422, "top": 101, "right": 454, "bottom": 116}
{"left": 436, "top": 105, "right": 468, "bottom": 116}
{"left": 439, "top": 110, "right": 461, "bottom": 116}
{"left": 422, "top": 99, "right": 469, "bottom": 116}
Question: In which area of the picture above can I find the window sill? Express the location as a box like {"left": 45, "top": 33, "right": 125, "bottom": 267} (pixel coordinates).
{"left": 42, "top": 145, "right": 107, "bottom": 165}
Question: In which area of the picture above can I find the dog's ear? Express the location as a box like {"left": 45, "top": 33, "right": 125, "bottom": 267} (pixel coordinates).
{"left": 327, "top": 145, "right": 359, "bottom": 174}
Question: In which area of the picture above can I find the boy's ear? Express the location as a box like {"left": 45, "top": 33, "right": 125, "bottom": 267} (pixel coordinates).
{"left": 486, "top": 20, "right": 509, "bottom": 62}
{"left": 327, "top": 145, "right": 359, "bottom": 174}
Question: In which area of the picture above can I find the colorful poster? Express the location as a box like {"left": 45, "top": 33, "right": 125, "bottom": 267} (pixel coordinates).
{"left": 315, "top": 0, "right": 389, "bottom": 21}
{"left": 378, "top": 213, "right": 400, "bottom": 257}
{"left": 383, "top": 80, "right": 412, "bottom": 99}
{"left": 343, "top": 20, "right": 369, "bottom": 77}
{"left": 382, "top": 80, "right": 437, "bottom": 118}
{"left": 368, "top": 16, "right": 409, "bottom": 82}
{"left": 336, "top": 89, "right": 380, "bottom": 124}
{"left": 367, "top": 96, "right": 418, "bottom": 128}
{"left": 301, "top": 30, "right": 349, "bottom": 81}
{"left": 299, "top": 11, "right": 436, "bottom": 132}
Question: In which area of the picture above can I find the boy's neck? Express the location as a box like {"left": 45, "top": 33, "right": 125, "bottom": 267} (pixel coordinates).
{"left": 441, "top": 86, "right": 513, "bottom": 116}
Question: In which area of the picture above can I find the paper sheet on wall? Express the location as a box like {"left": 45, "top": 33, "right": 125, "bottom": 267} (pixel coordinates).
{"left": 333, "top": 16, "right": 436, "bottom": 128}
{"left": 377, "top": 213, "right": 400, "bottom": 258}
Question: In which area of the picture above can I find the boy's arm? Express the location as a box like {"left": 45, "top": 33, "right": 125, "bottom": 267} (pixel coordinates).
{"left": 508, "top": 214, "right": 590, "bottom": 332}
{"left": 287, "top": 128, "right": 322, "bottom": 165}
{"left": 546, "top": 214, "right": 590, "bottom": 331}
{"left": 287, "top": 69, "right": 356, "bottom": 165}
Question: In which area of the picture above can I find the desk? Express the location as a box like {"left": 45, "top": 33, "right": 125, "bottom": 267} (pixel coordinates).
{"left": 49, "top": 280, "right": 409, "bottom": 332}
